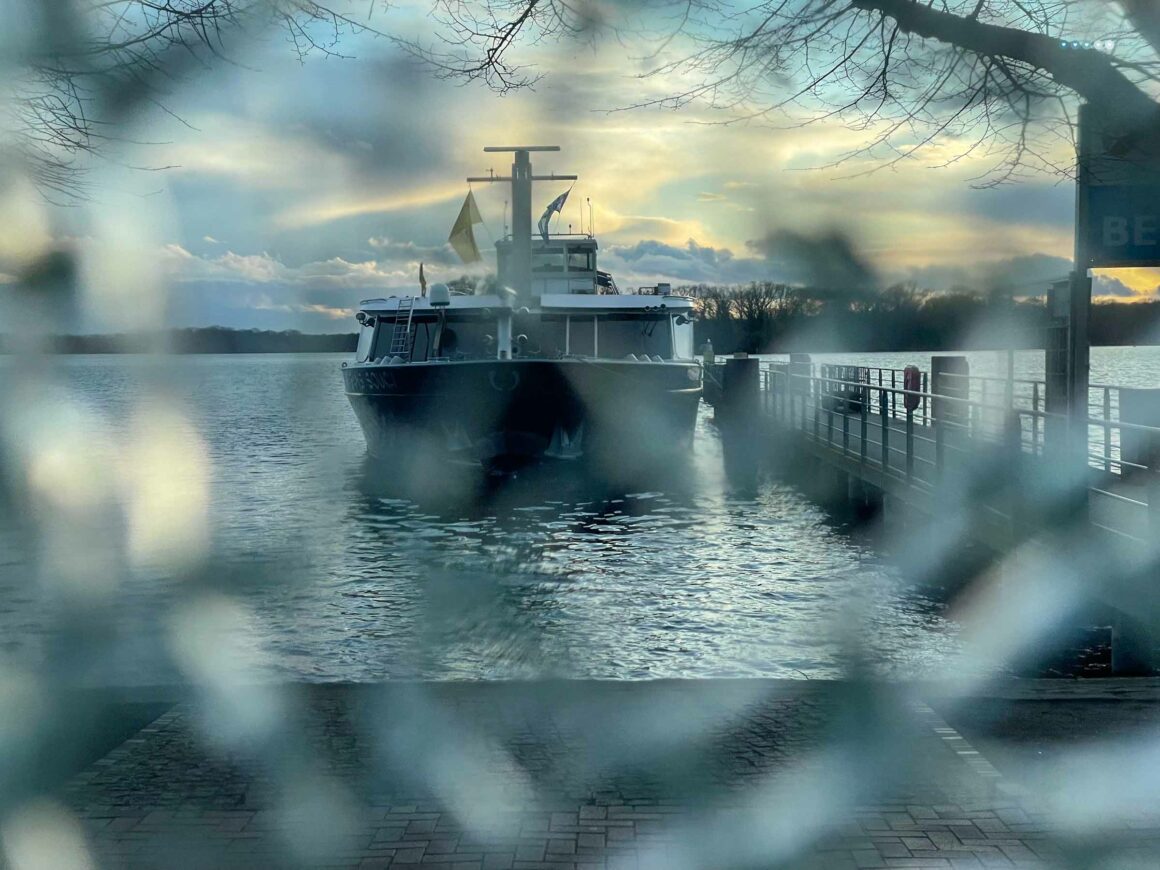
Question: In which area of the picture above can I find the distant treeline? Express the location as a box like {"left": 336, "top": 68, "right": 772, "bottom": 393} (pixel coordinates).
{"left": 4, "top": 288, "right": 1160, "bottom": 355}
{"left": 0, "top": 327, "right": 358, "bottom": 354}
{"left": 686, "top": 282, "right": 1160, "bottom": 353}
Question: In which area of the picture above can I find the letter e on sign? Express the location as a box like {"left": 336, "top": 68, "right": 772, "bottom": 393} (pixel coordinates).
{"left": 1136, "top": 215, "right": 1158, "bottom": 247}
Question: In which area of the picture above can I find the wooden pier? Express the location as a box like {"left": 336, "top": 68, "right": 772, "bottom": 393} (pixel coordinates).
{"left": 707, "top": 355, "right": 1160, "bottom": 673}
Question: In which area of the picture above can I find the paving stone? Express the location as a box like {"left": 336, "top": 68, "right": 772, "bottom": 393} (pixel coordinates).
{"left": 902, "top": 837, "right": 936, "bottom": 851}
{"left": 876, "top": 842, "right": 914, "bottom": 858}
{"left": 545, "top": 838, "right": 575, "bottom": 855}
{"left": 513, "top": 842, "right": 546, "bottom": 862}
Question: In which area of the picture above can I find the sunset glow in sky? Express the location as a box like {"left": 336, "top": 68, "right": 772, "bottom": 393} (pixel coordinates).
{"left": 2, "top": 6, "right": 1158, "bottom": 333}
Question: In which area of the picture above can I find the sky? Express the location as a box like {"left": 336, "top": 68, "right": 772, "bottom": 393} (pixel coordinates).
{"left": 1, "top": 2, "right": 1158, "bottom": 333}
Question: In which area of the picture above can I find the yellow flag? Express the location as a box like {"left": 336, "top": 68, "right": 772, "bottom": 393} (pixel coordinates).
{"left": 448, "top": 191, "right": 483, "bottom": 264}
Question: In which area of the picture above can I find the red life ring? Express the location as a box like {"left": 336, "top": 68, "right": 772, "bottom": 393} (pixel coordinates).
{"left": 903, "top": 365, "right": 922, "bottom": 411}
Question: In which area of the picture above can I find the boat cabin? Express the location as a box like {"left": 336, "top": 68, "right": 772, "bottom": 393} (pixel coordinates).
{"left": 353, "top": 294, "right": 696, "bottom": 365}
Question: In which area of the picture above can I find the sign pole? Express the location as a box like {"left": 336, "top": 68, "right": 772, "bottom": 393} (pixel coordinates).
{"left": 1069, "top": 104, "right": 1094, "bottom": 470}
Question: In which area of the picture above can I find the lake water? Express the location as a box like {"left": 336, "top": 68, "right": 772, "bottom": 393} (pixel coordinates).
{"left": 1, "top": 348, "right": 1151, "bottom": 685}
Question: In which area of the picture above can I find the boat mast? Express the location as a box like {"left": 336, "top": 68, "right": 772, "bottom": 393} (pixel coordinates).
{"left": 468, "top": 146, "right": 577, "bottom": 300}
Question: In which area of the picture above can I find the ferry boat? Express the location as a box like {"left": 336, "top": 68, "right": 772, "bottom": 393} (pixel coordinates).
{"left": 341, "top": 146, "right": 701, "bottom": 474}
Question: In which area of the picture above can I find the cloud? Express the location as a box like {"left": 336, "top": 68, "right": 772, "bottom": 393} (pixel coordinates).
{"left": 1094, "top": 275, "right": 1144, "bottom": 298}
{"left": 367, "top": 237, "right": 460, "bottom": 266}
{"left": 160, "top": 244, "right": 415, "bottom": 289}
{"left": 248, "top": 293, "right": 354, "bottom": 320}
{"left": 697, "top": 192, "right": 727, "bottom": 202}
{"left": 601, "top": 238, "right": 772, "bottom": 286}
{"left": 748, "top": 228, "right": 879, "bottom": 293}
{"left": 1092, "top": 267, "right": 1160, "bottom": 299}
{"left": 276, "top": 184, "right": 465, "bottom": 231}
{"left": 899, "top": 253, "right": 1072, "bottom": 294}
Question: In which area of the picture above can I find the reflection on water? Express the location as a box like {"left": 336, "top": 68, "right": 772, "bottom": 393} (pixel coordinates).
{"left": 0, "top": 353, "right": 970, "bottom": 684}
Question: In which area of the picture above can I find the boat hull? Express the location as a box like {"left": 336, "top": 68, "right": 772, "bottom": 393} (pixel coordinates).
{"left": 343, "top": 359, "right": 701, "bottom": 474}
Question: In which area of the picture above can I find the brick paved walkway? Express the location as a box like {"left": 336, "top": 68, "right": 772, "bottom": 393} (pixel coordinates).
{"left": 55, "top": 681, "right": 1160, "bottom": 869}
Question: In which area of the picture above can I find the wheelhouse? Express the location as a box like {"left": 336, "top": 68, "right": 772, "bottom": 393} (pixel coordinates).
{"left": 496, "top": 237, "right": 601, "bottom": 296}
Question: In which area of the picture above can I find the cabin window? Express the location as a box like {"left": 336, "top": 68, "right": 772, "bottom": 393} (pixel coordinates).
{"left": 439, "top": 315, "right": 495, "bottom": 360}
{"left": 567, "top": 315, "right": 596, "bottom": 357}
{"left": 566, "top": 250, "right": 594, "bottom": 272}
{"left": 411, "top": 318, "right": 434, "bottom": 361}
{"left": 513, "top": 314, "right": 566, "bottom": 358}
{"left": 673, "top": 319, "right": 694, "bottom": 359}
{"left": 597, "top": 314, "right": 673, "bottom": 359}
{"left": 532, "top": 249, "right": 566, "bottom": 273}
{"left": 370, "top": 318, "right": 398, "bottom": 361}
{"left": 356, "top": 318, "right": 376, "bottom": 362}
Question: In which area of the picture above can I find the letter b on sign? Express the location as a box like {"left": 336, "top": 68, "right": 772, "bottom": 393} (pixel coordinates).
{"left": 1104, "top": 216, "right": 1129, "bottom": 247}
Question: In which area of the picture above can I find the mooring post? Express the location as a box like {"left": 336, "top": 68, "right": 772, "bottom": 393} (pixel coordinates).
{"left": 721, "top": 354, "right": 760, "bottom": 429}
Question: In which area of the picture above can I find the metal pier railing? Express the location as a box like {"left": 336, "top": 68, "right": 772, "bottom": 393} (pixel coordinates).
{"left": 710, "top": 359, "right": 1160, "bottom": 544}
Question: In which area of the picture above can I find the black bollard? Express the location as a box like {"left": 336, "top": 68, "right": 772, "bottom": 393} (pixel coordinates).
{"left": 719, "top": 355, "right": 762, "bottom": 485}
{"left": 720, "top": 355, "right": 760, "bottom": 428}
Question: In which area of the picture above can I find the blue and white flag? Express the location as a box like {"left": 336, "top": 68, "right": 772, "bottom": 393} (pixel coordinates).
{"left": 537, "top": 189, "right": 570, "bottom": 242}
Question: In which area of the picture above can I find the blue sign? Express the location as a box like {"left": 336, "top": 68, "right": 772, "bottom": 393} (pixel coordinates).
{"left": 1086, "top": 184, "right": 1160, "bottom": 267}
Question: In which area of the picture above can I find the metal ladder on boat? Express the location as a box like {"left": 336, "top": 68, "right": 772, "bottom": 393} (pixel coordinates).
{"left": 388, "top": 296, "right": 415, "bottom": 358}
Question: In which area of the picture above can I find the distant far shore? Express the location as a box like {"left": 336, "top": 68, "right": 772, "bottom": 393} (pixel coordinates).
{"left": 0, "top": 328, "right": 357, "bottom": 355}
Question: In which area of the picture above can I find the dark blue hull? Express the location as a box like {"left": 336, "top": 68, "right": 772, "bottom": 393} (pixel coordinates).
{"left": 343, "top": 359, "right": 701, "bottom": 472}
